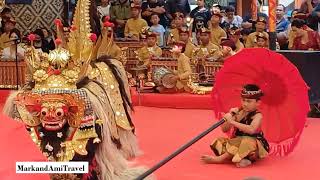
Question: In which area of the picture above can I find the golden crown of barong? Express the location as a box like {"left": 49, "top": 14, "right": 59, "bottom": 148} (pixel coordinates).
{"left": 25, "top": 0, "right": 96, "bottom": 91}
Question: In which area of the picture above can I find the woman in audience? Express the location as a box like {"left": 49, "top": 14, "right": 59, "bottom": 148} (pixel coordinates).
{"left": 290, "top": 19, "right": 320, "bottom": 50}
{"left": 33, "top": 29, "right": 45, "bottom": 51}
{"left": 41, "top": 28, "right": 55, "bottom": 53}
{"left": 0, "top": 18, "right": 16, "bottom": 50}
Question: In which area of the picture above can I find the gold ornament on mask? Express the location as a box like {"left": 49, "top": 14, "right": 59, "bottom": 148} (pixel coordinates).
{"left": 24, "top": 0, "right": 94, "bottom": 91}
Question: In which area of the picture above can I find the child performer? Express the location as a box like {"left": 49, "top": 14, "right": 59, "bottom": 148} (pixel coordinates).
{"left": 156, "top": 41, "right": 192, "bottom": 93}
{"left": 255, "top": 32, "right": 268, "bottom": 48}
{"left": 201, "top": 84, "right": 269, "bottom": 167}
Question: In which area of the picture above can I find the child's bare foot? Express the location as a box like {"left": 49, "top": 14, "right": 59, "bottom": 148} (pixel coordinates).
{"left": 200, "top": 155, "right": 219, "bottom": 164}
{"left": 236, "top": 159, "right": 252, "bottom": 168}
{"left": 200, "top": 155, "right": 215, "bottom": 163}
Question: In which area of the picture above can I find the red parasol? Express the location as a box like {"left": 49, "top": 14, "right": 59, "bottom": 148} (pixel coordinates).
{"left": 0, "top": 114, "right": 50, "bottom": 180}
{"left": 212, "top": 48, "right": 309, "bottom": 156}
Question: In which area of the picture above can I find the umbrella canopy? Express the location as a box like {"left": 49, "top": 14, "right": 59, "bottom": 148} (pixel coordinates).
{"left": 0, "top": 114, "right": 50, "bottom": 180}
{"left": 212, "top": 48, "right": 309, "bottom": 156}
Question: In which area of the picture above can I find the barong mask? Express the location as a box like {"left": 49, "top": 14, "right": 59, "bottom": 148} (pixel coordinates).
{"left": 15, "top": 93, "right": 85, "bottom": 131}
{"left": 10, "top": 0, "right": 103, "bottom": 164}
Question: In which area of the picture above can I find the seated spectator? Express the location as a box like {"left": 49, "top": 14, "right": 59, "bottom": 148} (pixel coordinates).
{"left": 141, "top": 0, "right": 167, "bottom": 28}
{"left": 190, "top": 0, "right": 211, "bottom": 39}
{"left": 167, "top": 12, "right": 185, "bottom": 44}
{"left": 0, "top": 18, "right": 16, "bottom": 50}
{"left": 221, "top": 6, "right": 243, "bottom": 30}
{"left": 240, "top": 28, "right": 251, "bottom": 45}
{"left": 242, "top": 12, "right": 268, "bottom": 33}
{"left": 288, "top": 9, "right": 300, "bottom": 21}
{"left": 199, "top": 28, "right": 218, "bottom": 49}
{"left": 97, "top": 0, "right": 111, "bottom": 18}
{"left": 1, "top": 28, "right": 25, "bottom": 61}
{"left": 136, "top": 32, "right": 162, "bottom": 68}
{"left": 290, "top": 19, "right": 320, "bottom": 50}
{"left": 156, "top": 41, "right": 192, "bottom": 93}
{"left": 41, "top": 28, "right": 55, "bottom": 53}
{"left": 228, "top": 26, "right": 244, "bottom": 52}
{"left": 124, "top": 3, "right": 148, "bottom": 40}
{"left": 277, "top": 9, "right": 299, "bottom": 49}
{"left": 196, "top": 28, "right": 221, "bottom": 61}
{"left": 211, "top": 4, "right": 221, "bottom": 14}
{"left": 149, "top": 13, "right": 166, "bottom": 47}
{"left": 220, "top": 38, "right": 236, "bottom": 58}
{"left": 255, "top": 33, "right": 269, "bottom": 48}
{"left": 276, "top": 4, "right": 290, "bottom": 49}
{"left": 165, "top": 0, "right": 190, "bottom": 21}
{"left": 220, "top": 9, "right": 226, "bottom": 19}
{"left": 178, "top": 26, "right": 195, "bottom": 58}
{"left": 33, "top": 29, "right": 49, "bottom": 53}
{"left": 287, "top": 12, "right": 314, "bottom": 49}
{"left": 193, "top": 28, "right": 222, "bottom": 81}
{"left": 276, "top": 4, "right": 289, "bottom": 33}
{"left": 110, "top": 0, "right": 131, "bottom": 38}
{"left": 299, "top": 0, "right": 320, "bottom": 30}
{"left": 299, "top": 0, "right": 319, "bottom": 14}
{"left": 0, "top": 7, "right": 13, "bottom": 33}
{"left": 245, "top": 17, "right": 269, "bottom": 48}
{"left": 209, "top": 12, "right": 227, "bottom": 46}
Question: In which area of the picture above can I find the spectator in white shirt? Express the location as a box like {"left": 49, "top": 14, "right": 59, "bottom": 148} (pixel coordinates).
{"left": 221, "top": 6, "right": 243, "bottom": 30}
{"left": 150, "top": 13, "right": 166, "bottom": 47}
{"left": 211, "top": 4, "right": 221, "bottom": 14}
{"left": 97, "top": 0, "right": 110, "bottom": 18}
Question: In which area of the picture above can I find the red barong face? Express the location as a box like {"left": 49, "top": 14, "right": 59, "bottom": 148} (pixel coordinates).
{"left": 15, "top": 93, "right": 85, "bottom": 131}
{"left": 39, "top": 101, "right": 67, "bottom": 131}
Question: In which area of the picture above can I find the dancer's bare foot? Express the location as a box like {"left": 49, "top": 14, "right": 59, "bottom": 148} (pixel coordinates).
{"left": 236, "top": 159, "right": 252, "bottom": 168}
{"left": 200, "top": 155, "right": 220, "bottom": 164}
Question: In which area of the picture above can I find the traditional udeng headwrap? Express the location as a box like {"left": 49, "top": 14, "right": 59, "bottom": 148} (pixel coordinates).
{"left": 173, "top": 12, "right": 185, "bottom": 19}
{"left": 241, "top": 86, "right": 264, "bottom": 99}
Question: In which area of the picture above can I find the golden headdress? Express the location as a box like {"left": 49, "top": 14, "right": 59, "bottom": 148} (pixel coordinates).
{"left": 25, "top": 0, "right": 95, "bottom": 91}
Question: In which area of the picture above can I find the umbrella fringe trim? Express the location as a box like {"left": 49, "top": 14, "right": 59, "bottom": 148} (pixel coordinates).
{"left": 268, "top": 129, "right": 303, "bottom": 156}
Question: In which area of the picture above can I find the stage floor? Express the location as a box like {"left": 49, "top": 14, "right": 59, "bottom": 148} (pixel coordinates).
{"left": 1, "top": 91, "right": 319, "bottom": 180}
{"left": 133, "top": 106, "right": 320, "bottom": 180}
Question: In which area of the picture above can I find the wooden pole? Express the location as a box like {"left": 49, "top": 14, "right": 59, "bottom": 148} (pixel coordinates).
{"left": 268, "top": 0, "right": 277, "bottom": 50}
{"left": 237, "top": 0, "right": 243, "bottom": 17}
{"left": 135, "top": 119, "right": 226, "bottom": 180}
{"left": 251, "top": 0, "right": 258, "bottom": 20}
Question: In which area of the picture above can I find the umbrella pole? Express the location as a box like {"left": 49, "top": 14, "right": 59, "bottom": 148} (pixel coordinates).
{"left": 135, "top": 119, "right": 226, "bottom": 180}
